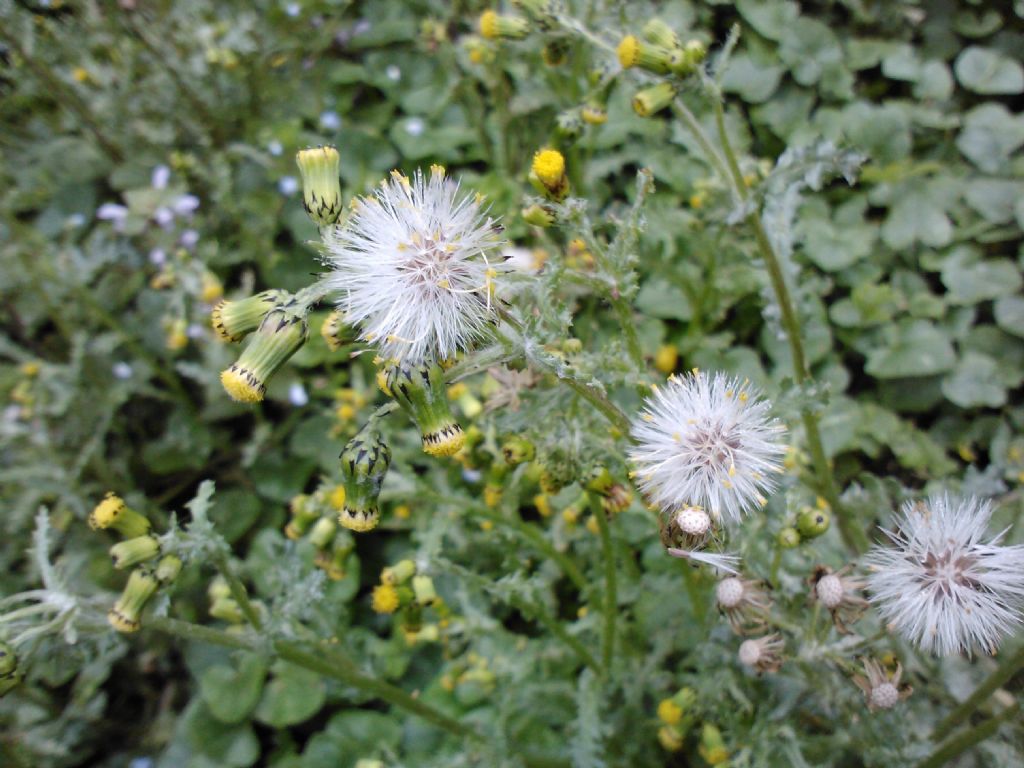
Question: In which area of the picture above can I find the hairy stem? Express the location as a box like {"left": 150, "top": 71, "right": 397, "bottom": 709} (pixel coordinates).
{"left": 709, "top": 98, "right": 867, "bottom": 554}
{"left": 146, "top": 616, "right": 480, "bottom": 740}
{"left": 588, "top": 494, "right": 618, "bottom": 675}
{"left": 936, "top": 643, "right": 1024, "bottom": 735}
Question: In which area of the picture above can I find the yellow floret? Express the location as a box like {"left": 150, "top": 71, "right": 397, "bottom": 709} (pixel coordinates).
{"left": 90, "top": 493, "right": 126, "bottom": 530}
{"left": 657, "top": 698, "right": 683, "bottom": 725}
{"left": 531, "top": 149, "right": 566, "bottom": 187}
{"left": 328, "top": 485, "right": 346, "bottom": 510}
{"left": 617, "top": 35, "right": 639, "bottom": 68}
{"left": 372, "top": 584, "right": 400, "bottom": 614}
{"left": 220, "top": 365, "right": 265, "bottom": 403}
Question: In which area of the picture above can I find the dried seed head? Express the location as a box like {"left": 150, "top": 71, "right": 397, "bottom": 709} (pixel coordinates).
{"left": 716, "top": 577, "right": 744, "bottom": 609}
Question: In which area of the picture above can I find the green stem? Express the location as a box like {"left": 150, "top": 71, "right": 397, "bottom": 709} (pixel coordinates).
{"left": 465, "top": 506, "right": 587, "bottom": 592}
{"left": 146, "top": 616, "right": 480, "bottom": 741}
{"left": 917, "top": 702, "right": 1021, "bottom": 768}
{"left": 588, "top": 494, "right": 617, "bottom": 675}
{"left": 708, "top": 99, "right": 867, "bottom": 554}
{"left": 212, "top": 553, "right": 262, "bottom": 631}
{"left": 936, "top": 643, "right": 1024, "bottom": 735}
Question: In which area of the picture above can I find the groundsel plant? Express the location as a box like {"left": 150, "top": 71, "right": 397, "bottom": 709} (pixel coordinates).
{"left": 322, "top": 165, "right": 505, "bottom": 364}
{"left": 864, "top": 495, "right": 1024, "bottom": 656}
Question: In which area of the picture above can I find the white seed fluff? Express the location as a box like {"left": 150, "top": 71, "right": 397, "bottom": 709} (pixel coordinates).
{"left": 864, "top": 494, "right": 1024, "bottom": 656}
{"left": 716, "top": 577, "right": 745, "bottom": 609}
{"left": 629, "top": 372, "right": 786, "bottom": 523}
{"left": 738, "top": 639, "right": 762, "bottom": 667}
{"left": 322, "top": 167, "right": 504, "bottom": 363}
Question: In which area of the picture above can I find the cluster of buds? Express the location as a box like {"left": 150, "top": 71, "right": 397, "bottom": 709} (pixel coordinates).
{"left": 337, "top": 421, "right": 392, "bottom": 532}
{"left": 0, "top": 641, "right": 21, "bottom": 697}
{"left": 440, "top": 653, "right": 497, "bottom": 707}
{"left": 616, "top": 20, "right": 707, "bottom": 118}
{"left": 586, "top": 466, "right": 633, "bottom": 517}
{"left": 386, "top": 360, "right": 465, "bottom": 457}
{"left": 90, "top": 494, "right": 183, "bottom": 633}
{"left": 208, "top": 575, "right": 266, "bottom": 626}
{"left": 284, "top": 489, "right": 356, "bottom": 580}
{"left": 809, "top": 565, "right": 867, "bottom": 634}
{"left": 370, "top": 560, "right": 450, "bottom": 646}
{"left": 655, "top": 686, "right": 696, "bottom": 752}
{"left": 777, "top": 496, "right": 832, "bottom": 549}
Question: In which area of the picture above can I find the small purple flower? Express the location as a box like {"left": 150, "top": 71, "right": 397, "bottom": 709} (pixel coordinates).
{"left": 173, "top": 194, "right": 200, "bottom": 216}
{"left": 179, "top": 230, "right": 200, "bottom": 249}
{"left": 278, "top": 176, "right": 299, "bottom": 196}
{"left": 151, "top": 165, "right": 171, "bottom": 190}
{"left": 154, "top": 206, "right": 175, "bottom": 228}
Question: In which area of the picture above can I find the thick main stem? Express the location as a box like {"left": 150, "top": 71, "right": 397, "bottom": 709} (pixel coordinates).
{"left": 936, "top": 643, "right": 1024, "bottom": 735}
{"left": 917, "top": 702, "right": 1020, "bottom": 768}
{"left": 588, "top": 494, "right": 617, "bottom": 675}
{"left": 709, "top": 99, "right": 867, "bottom": 554}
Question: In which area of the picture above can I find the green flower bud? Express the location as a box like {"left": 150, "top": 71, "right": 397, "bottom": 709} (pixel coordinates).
{"left": 109, "top": 535, "right": 160, "bottom": 569}
{"left": 210, "top": 596, "right": 244, "bottom": 624}
{"left": 632, "top": 82, "right": 677, "bottom": 117}
{"left": 0, "top": 641, "right": 20, "bottom": 698}
{"left": 296, "top": 146, "right": 342, "bottom": 227}
{"left": 284, "top": 494, "right": 320, "bottom": 540}
{"left": 581, "top": 102, "right": 607, "bottom": 125}
{"left": 796, "top": 506, "right": 830, "bottom": 539}
{"left": 522, "top": 203, "right": 557, "bottom": 228}
{"left": 585, "top": 466, "right": 615, "bottom": 494}
{"left": 539, "top": 446, "right": 575, "bottom": 494}
{"left": 308, "top": 516, "right": 338, "bottom": 549}
{"left": 108, "top": 567, "right": 159, "bottom": 633}
{"left": 502, "top": 436, "right": 536, "bottom": 466}
{"left": 221, "top": 307, "right": 308, "bottom": 403}
{"left": 320, "top": 309, "right": 355, "bottom": 351}
{"left": 338, "top": 421, "right": 392, "bottom": 532}
{"left": 699, "top": 723, "right": 729, "bottom": 766}
{"left": 479, "top": 10, "right": 529, "bottom": 40}
{"left": 386, "top": 362, "right": 465, "bottom": 457}
{"left": 777, "top": 526, "right": 801, "bottom": 549}
{"left": 412, "top": 574, "right": 437, "bottom": 605}
{"left": 89, "top": 493, "right": 151, "bottom": 539}
{"left": 642, "top": 19, "right": 680, "bottom": 50}
{"left": 382, "top": 559, "right": 417, "bottom": 586}
{"left": 211, "top": 289, "right": 290, "bottom": 343}
{"left": 155, "top": 554, "right": 183, "bottom": 584}
{"left": 617, "top": 35, "right": 681, "bottom": 75}
{"left": 208, "top": 575, "right": 231, "bottom": 602}
{"left": 678, "top": 39, "right": 707, "bottom": 74}
{"left": 314, "top": 539, "right": 351, "bottom": 581}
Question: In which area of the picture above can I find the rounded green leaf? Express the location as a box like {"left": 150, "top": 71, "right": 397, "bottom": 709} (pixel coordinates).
{"left": 955, "top": 47, "right": 1024, "bottom": 95}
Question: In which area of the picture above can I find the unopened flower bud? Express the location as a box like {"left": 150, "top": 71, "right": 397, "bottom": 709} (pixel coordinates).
{"left": 382, "top": 559, "right": 417, "bottom": 586}
{"left": 530, "top": 148, "right": 569, "bottom": 202}
{"left": 678, "top": 39, "right": 707, "bottom": 74}
{"left": 479, "top": 10, "right": 529, "bottom": 40}
{"left": 155, "top": 554, "right": 183, "bottom": 584}
{"left": 522, "top": 203, "right": 557, "bottom": 227}
{"left": 308, "top": 516, "right": 338, "bottom": 549}
{"left": 777, "top": 526, "right": 801, "bottom": 549}
{"left": 617, "top": 35, "right": 680, "bottom": 75}
{"left": 412, "top": 574, "right": 437, "bottom": 605}
{"left": 797, "top": 506, "right": 830, "bottom": 538}
{"left": 554, "top": 109, "right": 583, "bottom": 140}
{"left": 581, "top": 102, "right": 607, "bottom": 125}
{"left": 296, "top": 146, "right": 342, "bottom": 227}
{"left": 210, "top": 596, "right": 244, "bottom": 623}
{"left": 108, "top": 567, "right": 159, "bottom": 633}
{"left": 89, "top": 493, "right": 151, "bottom": 538}
{"left": 657, "top": 725, "right": 684, "bottom": 752}
{"left": 221, "top": 307, "right": 308, "bottom": 403}
{"left": 211, "top": 290, "right": 290, "bottom": 343}
{"left": 320, "top": 309, "right": 354, "bottom": 351}
{"left": 542, "top": 38, "right": 569, "bottom": 67}
{"left": 284, "top": 494, "right": 319, "bottom": 540}
{"left": 386, "top": 361, "right": 465, "bottom": 457}
{"left": 110, "top": 535, "right": 160, "bottom": 569}
{"left": 338, "top": 421, "right": 392, "bottom": 531}
{"left": 642, "top": 19, "right": 680, "bottom": 50}
{"left": 698, "top": 723, "right": 729, "bottom": 766}
{"left": 632, "top": 82, "right": 677, "bottom": 117}
{"left": 502, "top": 436, "right": 536, "bottom": 466}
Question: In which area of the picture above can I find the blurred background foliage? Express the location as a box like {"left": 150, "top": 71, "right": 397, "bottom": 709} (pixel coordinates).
{"left": 1, "top": 0, "right": 1023, "bottom": 766}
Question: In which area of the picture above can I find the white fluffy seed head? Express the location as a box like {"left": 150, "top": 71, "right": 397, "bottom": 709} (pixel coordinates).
{"left": 716, "top": 577, "right": 744, "bottom": 608}
{"left": 815, "top": 574, "right": 844, "bottom": 609}
{"left": 676, "top": 507, "right": 711, "bottom": 536}
{"left": 322, "top": 167, "right": 504, "bottom": 363}
{"left": 629, "top": 372, "right": 786, "bottom": 524}
{"left": 738, "top": 640, "right": 761, "bottom": 667}
{"left": 864, "top": 494, "right": 1024, "bottom": 656}
{"left": 870, "top": 683, "right": 899, "bottom": 710}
